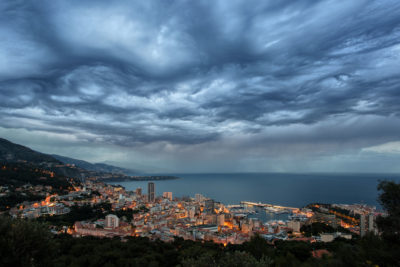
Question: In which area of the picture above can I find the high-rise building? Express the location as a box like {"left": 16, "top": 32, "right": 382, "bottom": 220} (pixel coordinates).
{"left": 105, "top": 214, "right": 119, "bottom": 229}
{"left": 360, "top": 214, "right": 366, "bottom": 237}
{"left": 204, "top": 199, "right": 215, "bottom": 214}
{"left": 217, "top": 214, "right": 225, "bottom": 226}
{"left": 189, "top": 207, "right": 196, "bottom": 219}
{"left": 163, "top": 192, "right": 173, "bottom": 201}
{"left": 368, "top": 213, "right": 375, "bottom": 232}
{"left": 135, "top": 187, "right": 142, "bottom": 196}
{"left": 148, "top": 182, "right": 155, "bottom": 202}
{"left": 195, "top": 193, "right": 204, "bottom": 203}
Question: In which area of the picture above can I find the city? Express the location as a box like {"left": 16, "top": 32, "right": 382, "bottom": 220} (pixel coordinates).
{"left": 1, "top": 0, "right": 400, "bottom": 265}
{"left": 6, "top": 176, "right": 381, "bottom": 245}
{"left": 0, "top": 139, "right": 399, "bottom": 265}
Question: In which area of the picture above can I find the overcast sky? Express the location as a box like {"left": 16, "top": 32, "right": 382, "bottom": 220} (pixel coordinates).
{"left": 1, "top": 0, "right": 400, "bottom": 173}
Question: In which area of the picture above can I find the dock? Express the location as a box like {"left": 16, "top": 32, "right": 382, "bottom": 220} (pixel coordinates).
{"left": 240, "top": 201, "right": 299, "bottom": 212}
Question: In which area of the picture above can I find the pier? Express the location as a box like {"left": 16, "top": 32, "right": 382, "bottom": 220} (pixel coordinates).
{"left": 240, "top": 201, "right": 299, "bottom": 212}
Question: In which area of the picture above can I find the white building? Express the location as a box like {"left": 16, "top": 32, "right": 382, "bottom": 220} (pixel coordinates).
{"left": 189, "top": 207, "right": 196, "bottom": 219}
{"left": 105, "top": 214, "right": 119, "bottom": 229}
{"left": 368, "top": 213, "right": 376, "bottom": 233}
{"left": 195, "top": 193, "right": 204, "bottom": 203}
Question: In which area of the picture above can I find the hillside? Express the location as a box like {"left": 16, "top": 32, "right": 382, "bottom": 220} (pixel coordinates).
{"left": 51, "top": 154, "right": 138, "bottom": 176}
{"left": 0, "top": 138, "right": 169, "bottom": 181}
{"left": 0, "top": 138, "right": 84, "bottom": 179}
{"left": 0, "top": 163, "right": 77, "bottom": 209}
{"left": 0, "top": 138, "right": 60, "bottom": 165}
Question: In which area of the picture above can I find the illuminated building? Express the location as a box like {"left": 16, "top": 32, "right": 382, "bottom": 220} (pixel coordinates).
{"left": 105, "top": 214, "right": 119, "bottom": 229}
{"left": 360, "top": 214, "right": 366, "bottom": 237}
{"left": 204, "top": 199, "right": 215, "bottom": 214}
{"left": 163, "top": 192, "right": 173, "bottom": 201}
{"left": 368, "top": 213, "right": 376, "bottom": 233}
{"left": 136, "top": 187, "right": 142, "bottom": 196}
{"left": 148, "top": 182, "right": 155, "bottom": 203}
{"left": 217, "top": 214, "right": 225, "bottom": 226}
{"left": 287, "top": 220, "right": 301, "bottom": 232}
{"left": 195, "top": 193, "right": 204, "bottom": 203}
{"left": 189, "top": 207, "right": 196, "bottom": 219}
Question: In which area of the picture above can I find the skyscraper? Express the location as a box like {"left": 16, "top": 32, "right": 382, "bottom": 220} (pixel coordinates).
{"left": 148, "top": 182, "right": 155, "bottom": 202}
{"left": 204, "top": 199, "right": 215, "bottom": 214}
{"left": 360, "top": 214, "right": 366, "bottom": 237}
{"left": 368, "top": 213, "right": 375, "bottom": 232}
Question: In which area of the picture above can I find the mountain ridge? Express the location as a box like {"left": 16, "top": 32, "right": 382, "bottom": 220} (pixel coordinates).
{"left": 0, "top": 137, "right": 86, "bottom": 179}
{"left": 0, "top": 137, "right": 141, "bottom": 178}
{"left": 0, "top": 137, "right": 61, "bottom": 165}
{"left": 51, "top": 154, "right": 139, "bottom": 176}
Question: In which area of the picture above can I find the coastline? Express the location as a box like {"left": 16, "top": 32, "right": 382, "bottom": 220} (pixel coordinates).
{"left": 99, "top": 175, "right": 180, "bottom": 182}
{"left": 102, "top": 173, "right": 400, "bottom": 208}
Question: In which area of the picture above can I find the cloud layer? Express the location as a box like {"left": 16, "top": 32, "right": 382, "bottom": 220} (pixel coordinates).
{"left": 1, "top": 0, "right": 400, "bottom": 172}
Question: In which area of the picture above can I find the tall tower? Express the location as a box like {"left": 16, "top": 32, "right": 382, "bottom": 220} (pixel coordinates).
{"left": 148, "top": 182, "right": 155, "bottom": 203}
{"left": 204, "top": 199, "right": 215, "bottom": 214}
{"left": 360, "top": 214, "right": 366, "bottom": 237}
{"left": 368, "top": 213, "right": 375, "bottom": 232}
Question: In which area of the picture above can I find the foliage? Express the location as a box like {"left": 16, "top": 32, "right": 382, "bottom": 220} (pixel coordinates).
{"left": 274, "top": 240, "right": 312, "bottom": 262}
{"left": 300, "top": 222, "right": 335, "bottom": 236}
{"left": 0, "top": 163, "right": 72, "bottom": 192}
{"left": 0, "top": 217, "right": 398, "bottom": 267}
{"left": 114, "top": 208, "right": 141, "bottom": 219}
{"left": 36, "top": 203, "right": 112, "bottom": 226}
{"left": 0, "top": 191, "right": 43, "bottom": 211}
{"left": 0, "top": 216, "right": 55, "bottom": 267}
{"left": 180, "top": 251, "right": 273, "bottom": 267}
{"left": 240, "top": 234, "right": 274, "bottom": 260}
{"left": 0, "top": 163, "right": 75, "bottom": 210}
{"left": 376, "top": 180, "right": 400, "bottom": 245}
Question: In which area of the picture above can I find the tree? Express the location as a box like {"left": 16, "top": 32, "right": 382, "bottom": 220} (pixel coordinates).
{"left": 275, "top": 240, "right": 312, "bottom": 262}
{"left": 241, "top": 234, "right": 274, "bottom": 260}
{"left": 179, "top": 252, "right": 217, "bottom": 267}
{"left": 219, "top": 251, "right": 272, "bottom": 267}
{"left": 376, "top": 180, "right": 400, "bottom": 244}
{"left": 0, "top": 216, "right": 55, "bottom": 267}
{"left": 300, "top": 222, "right": 335, "bottom": 237}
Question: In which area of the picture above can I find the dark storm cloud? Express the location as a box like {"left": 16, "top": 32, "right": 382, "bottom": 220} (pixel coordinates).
{"left": 1, "top": 0, "right": 400, "bottom": 150}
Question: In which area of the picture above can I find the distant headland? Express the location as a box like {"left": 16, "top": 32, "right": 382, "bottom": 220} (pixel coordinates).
{"left": 99, "top": 175, "right": 180, "bottom": 182}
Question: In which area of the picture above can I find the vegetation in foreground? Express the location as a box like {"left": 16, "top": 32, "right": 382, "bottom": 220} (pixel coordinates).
{"left": 0, "top": 180, "right": 399, "bottom": 267}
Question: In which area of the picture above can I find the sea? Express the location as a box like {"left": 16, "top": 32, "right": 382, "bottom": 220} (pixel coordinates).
{"left": 107, "top": 173, "right": 400, "bottom": 209}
